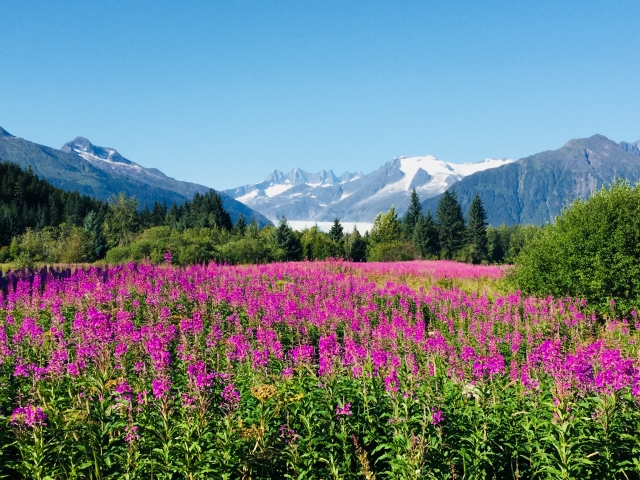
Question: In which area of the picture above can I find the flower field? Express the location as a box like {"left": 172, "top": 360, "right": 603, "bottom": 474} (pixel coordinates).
{"left": 1, "top": 260, "right": 639, "bottom": 479}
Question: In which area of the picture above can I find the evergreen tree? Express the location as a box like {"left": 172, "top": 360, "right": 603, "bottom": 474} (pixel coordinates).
{"left": 151, "top": 201, "right": 168, "bottom": 226}
{"left": 412, "top": 211, "right": 440, "bottom": 258}
{"left": 466, "top": 193, "right": 489, "bottom": 264}
{"left": 139, "top": 204, "right": 153, "bottom": 229}
{"left": 402, "top": 188, "right": 422, "bottom": 239}
{"left": 435, "top": 190, "right": 465, "bottom": 259}
{"left": 275, "top": 217, "right": 303, "bottom": 261}
{"left": 83, "top": 210, "right": 108, "bottom": 260}
{"left": 233, "top": 214, "right": 247, "bottom": 236}
{"left": 346, "top": 226, "right": 367, "bottom": 262}
{"left": 246, "top": 218, "right": 260, "bottom": 238}
{"left": 183, "top": 191, "right": 233, "bottom": 230}
{"left": 328, "top": 218, "right": 344, "bottom": 243}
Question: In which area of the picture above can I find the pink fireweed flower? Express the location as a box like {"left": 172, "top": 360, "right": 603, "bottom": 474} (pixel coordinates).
{"left": 221, "top": 384, "right": 241, "bottom": 412}
{"left": 164, "top": 251, "right": 172, "bottom": 264}
{"left": 290, "top": 345, "right": 315, "bottom": 366}
{"left": 280, "top": 424, "right": 300, "bottom": 444}
{"left": 10, "top": 405, "right": 47, "bottom": 428}
{"left": 67, "top": 363, "right": 79, "bottom": 377}
{"left": 336, "top": 402, "right": 352, "bottom": 417}
{"left": 124, "top": 424, "right": 140, "bottom": 443}
{"left": 187, "top": 361, "right": 215, "bottom": 390}
{"left": 116, "top": 380, "right": 132, "bottom": 395}
{"left": 151, "top": 377, "right": 172, "bottom": 399}
{"left": 384, "top": 369, "right": 400, "bottom": 393}
{"left": 431, "top": 408, "right": 444, "bottom": 425}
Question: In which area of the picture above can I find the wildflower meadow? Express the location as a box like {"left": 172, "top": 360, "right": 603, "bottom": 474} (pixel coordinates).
{"left": 0, "top": 260, "right": 639, "bottom": 479}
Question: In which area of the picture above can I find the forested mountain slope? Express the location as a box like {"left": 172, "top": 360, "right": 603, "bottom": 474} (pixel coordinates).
{"left": 421, "top": 134, "right": 640, "bottom": 226}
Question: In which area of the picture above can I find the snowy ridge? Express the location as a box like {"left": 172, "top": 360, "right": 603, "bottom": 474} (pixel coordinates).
{"left": 224, "top": 155, "right": 514, "bottom": 223}
{"left": 56, "top": 136, "right": 270, "bottom": 226}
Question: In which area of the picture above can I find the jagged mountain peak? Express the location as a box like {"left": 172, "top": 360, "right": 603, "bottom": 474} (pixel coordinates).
{"left": 0, "top": 127, "right": 270, "bottom": 226}
{"left": 61, "top": 137, "right": 132, "bottom": 165}
{"left": 620, "top": 140, "right": 640, "bottom": 157}
{"left": 224, "top": 154, "right": 513, "bottom": 222}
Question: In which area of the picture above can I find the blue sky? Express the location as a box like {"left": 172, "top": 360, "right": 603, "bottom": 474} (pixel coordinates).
{"left": 1, "top": 0, "right": 639, "bottom": 189}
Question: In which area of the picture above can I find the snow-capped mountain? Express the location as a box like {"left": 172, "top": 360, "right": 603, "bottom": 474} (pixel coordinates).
{"left": 224, "top": 156, "right": 514, "bottom": 222}
{"left": 0, "top": 128, "right": 270, "bottom": 226}
{"left": 60, "top": 137, "right": 205, "bottom": 196}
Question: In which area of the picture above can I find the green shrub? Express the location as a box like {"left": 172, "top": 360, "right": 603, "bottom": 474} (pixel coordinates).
{"left": 510, "top": 179, "right": 640, "bottom": 314}
{"left": 367, "top": 241, "right": 418, "bottom": 262}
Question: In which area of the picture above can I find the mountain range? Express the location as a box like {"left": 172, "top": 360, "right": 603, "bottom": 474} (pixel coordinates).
{"left": 421, "top": 135, "right": 640, "bottom": 226}
{"left": 226, "top": 134, "right": 640, "bottom": 226}
{"left": 224, "top": 156, "right": 513, "bottom": 222}
{"left": 0, "top": 127, "right": 269, "bottom": 226}
{"left": 2, "top": 125, "right": 639, "bottom": 228}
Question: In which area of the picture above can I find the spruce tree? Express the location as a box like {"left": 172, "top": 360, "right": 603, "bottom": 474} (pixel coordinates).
{"left": 234, "top": 213, "right": 247, "bottom": 236}
{"left": 275, "top": 217, "right": 303, "bottom": 261}
{"left": 151, "top": 201, "right": 168, "bottom": 226}
{"left": 466, "top": 193, "right": 489, "bottom": 264}
{"left": 402, "top": 188, "right": 422, "bottom": 239}
{"left": 328, "top": 218, "right": 344, "bottom": 243}
{"left": 435, "top": 190, "right": 465, "bottom": 259}
{"left": 346, "top": 226, "right": 367, "bottom": 262}
{"left": 83, "top": 210, "right": 108, "bottom": 260}
{"left": 412, "top": 211, "right": 439, "bottom": 258}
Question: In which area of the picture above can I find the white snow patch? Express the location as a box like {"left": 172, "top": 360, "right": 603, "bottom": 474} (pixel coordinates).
{"left": 236, "top": 190, "right": 258, "bottom": 203}
{"left": 265, "top": 184, "right": 293, "bottom": 197}
{"left": 452, "top": 158, "right": 515, "bottom": 176}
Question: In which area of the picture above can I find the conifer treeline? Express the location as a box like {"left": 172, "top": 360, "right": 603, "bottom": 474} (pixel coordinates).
{"left": 0, "top": 161, "right": 534, "bottom": 266}
{"left": 0, "top": 162, "right": 236, "bottom": 264}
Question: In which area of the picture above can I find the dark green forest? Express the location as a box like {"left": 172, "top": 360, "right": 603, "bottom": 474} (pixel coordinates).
{"left": 0, "top": 161, "right": 533, "bottom": 267}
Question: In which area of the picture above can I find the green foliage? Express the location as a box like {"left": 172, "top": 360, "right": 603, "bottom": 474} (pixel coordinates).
{"left": 412, "top": 212, "right": 440, "bottom": 259}
{"left": 367, "top": 240, "right": 418, "bottom": 262}
{"left": 370, "top": 206, "right": 402, "bottom": 245}
{"left": 275, "top": 217, "right": 303, "bottom": 261}
{"left": 486, "top": 224, "right": 538, "bottom": 264}
{"left": 402, "top": 188, "right": 422, "bottom": 239}
{"left": 328, "top": 219, "right": 344, "bottom": 244}
{"left": 466, "top": 194, "right": 489, "bottom": 264}
{"left": 169, "top": 190, "right": 233, "bottom": 231}
{"left": 345, "top": 227, "right": 368, "bottom": 262}
{"left": 301, "top": 226, "right": 339, "bottom": 260}
{"left": 436, "top": 190, "right": 466, "bottom": 259}
{"left": 233, "top": 213, "right": 247, "bottom": 236}
{"left": 0, "top": 161, "right": 106, "bottom": 245}
{"left": 105, "top": 226, "right": 224, "bottom": 264}
{"left": 8, "top": 224, "right": 91, "bottom": 265}
{"left": 510, "top": 179, "right": 640, "bottom": 313}
{"left": 83, "top": 210, "right": 107, "bottom": 261}
{"left": 103, "top": 193, "right": 140, "bottom": 248}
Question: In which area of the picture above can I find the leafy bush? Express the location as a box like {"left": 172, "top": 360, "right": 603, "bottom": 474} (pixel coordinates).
{"left": 510, "top": 179, "right": 640, "bottom": 313}
{"left": 367, "top": 241, "right": 418, "bottom": 262}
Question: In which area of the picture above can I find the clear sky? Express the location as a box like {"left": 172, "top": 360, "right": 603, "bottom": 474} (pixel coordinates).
{"left": 1, "top": 0, "right": 639, "bottom": 190}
